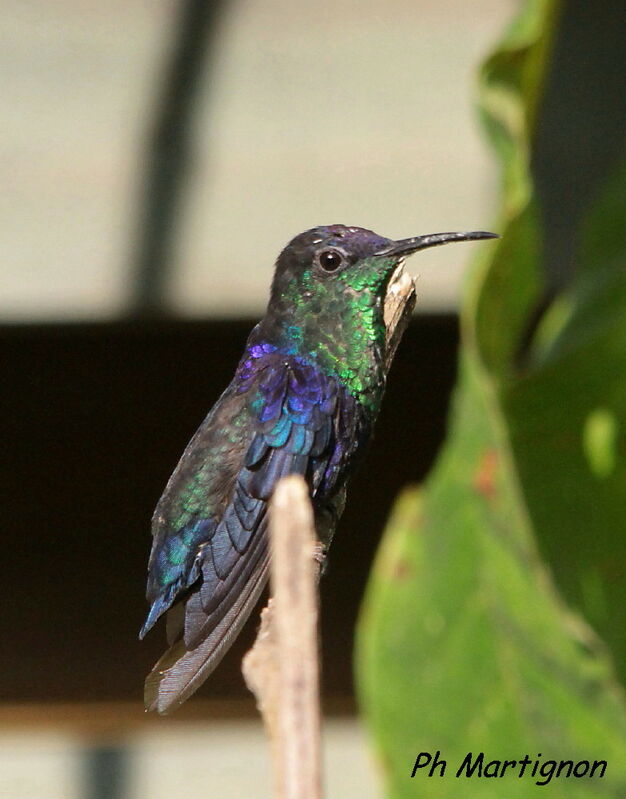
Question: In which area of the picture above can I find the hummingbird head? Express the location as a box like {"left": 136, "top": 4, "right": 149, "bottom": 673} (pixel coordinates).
{"left": 269, "top": 224, "right": 496, "bottom": 308}
{"left": 263, "top": 224, "right": 496, "bottom": 404}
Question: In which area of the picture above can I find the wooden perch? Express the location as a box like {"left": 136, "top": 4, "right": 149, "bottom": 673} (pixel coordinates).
{"left": 243, "top": 476, "right": 322, "bottom": 799}
{"left": 382, "top": 262, "right": 417, "bottom": 367}
{"left": 242, "top": 265, "right": 416, "bottom": 798}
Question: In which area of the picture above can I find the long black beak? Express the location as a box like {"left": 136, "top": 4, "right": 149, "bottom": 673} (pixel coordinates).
{"left": 375, "top": 230, "right": 498, "bottom": 257}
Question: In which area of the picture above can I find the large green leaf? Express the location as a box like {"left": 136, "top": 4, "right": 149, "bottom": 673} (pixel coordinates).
{"left": 356, "top": 0, "right": 626, "bottom": 796}
{"left": 506, "top": 157, "right": 626, "bottom": 673}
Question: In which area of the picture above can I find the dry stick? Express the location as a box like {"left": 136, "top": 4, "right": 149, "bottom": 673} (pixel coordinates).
{"left": 242, "top": 265, "right": 416, "bottom": 798}
{"left": 245, "top": 476, "right": 322, "bottom": 799}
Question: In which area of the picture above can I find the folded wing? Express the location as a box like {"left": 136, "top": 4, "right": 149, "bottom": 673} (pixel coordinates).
{"left": 142, "top": 354, "right": 355, "bottom": 713}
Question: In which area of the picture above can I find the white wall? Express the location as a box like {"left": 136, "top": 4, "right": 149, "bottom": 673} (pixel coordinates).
{"left": 1, "top": 0, "right": 514, "bottom": 320}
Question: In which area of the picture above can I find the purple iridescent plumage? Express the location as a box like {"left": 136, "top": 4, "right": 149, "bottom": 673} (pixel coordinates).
{"left": 141, "top": 338, "right": 364, "bottom": 662}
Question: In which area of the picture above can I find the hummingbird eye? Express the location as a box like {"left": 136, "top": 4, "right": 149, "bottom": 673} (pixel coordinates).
{"left": 317, "top": 248, "right": 346, "bottom": 273}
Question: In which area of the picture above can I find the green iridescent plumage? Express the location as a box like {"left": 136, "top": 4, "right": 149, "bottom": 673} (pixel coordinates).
{"left": 277, "top": 259, "right": 394, "bottom": 411}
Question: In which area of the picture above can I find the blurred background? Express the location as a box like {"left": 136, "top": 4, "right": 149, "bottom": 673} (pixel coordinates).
{"left": 3, "top": 0, "right": 507, "bottom": 322}
{"left": 4, "top": 0, "right": 626, "bottom": 797}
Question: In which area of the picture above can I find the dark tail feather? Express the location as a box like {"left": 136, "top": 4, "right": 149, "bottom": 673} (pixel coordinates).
{"left": 144, "top": 554, "right": 269, "bottom": 714}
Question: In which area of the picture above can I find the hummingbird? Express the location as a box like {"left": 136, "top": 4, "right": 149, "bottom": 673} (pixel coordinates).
{"left": 140, "top": 224, "right": 496, "bottom": 713}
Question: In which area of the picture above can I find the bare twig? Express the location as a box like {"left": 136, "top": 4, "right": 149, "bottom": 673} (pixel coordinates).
{"left": 383, "top": 264, "right": 416, "bottom": 366}
{"left": 243, "top": 476, "right": 322, "bottom": 799}
{"left": 242, "top": 266, "right": 416, "bottom": 797}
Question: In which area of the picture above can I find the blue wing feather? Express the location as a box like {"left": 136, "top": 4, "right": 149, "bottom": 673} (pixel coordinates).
{"left": 141, "top": 349, "right": 361, "bottom": 661}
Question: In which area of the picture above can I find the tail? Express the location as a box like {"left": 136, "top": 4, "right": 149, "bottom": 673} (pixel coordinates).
{"left": 144, "top": 555, "right": 269, "bottom": 713}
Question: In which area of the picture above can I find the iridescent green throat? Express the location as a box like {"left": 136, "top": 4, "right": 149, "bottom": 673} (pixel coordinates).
{"left": 271, "top": 258, "right": 396, "bottom": 412}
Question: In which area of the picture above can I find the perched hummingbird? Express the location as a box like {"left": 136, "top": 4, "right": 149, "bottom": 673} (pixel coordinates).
{"left": 141, "top": 224, "right": 496, "bottom": 713}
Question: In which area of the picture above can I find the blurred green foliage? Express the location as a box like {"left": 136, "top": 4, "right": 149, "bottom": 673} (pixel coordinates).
{"left": 356, "top": 0, "right": 626, "bottom": 796}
